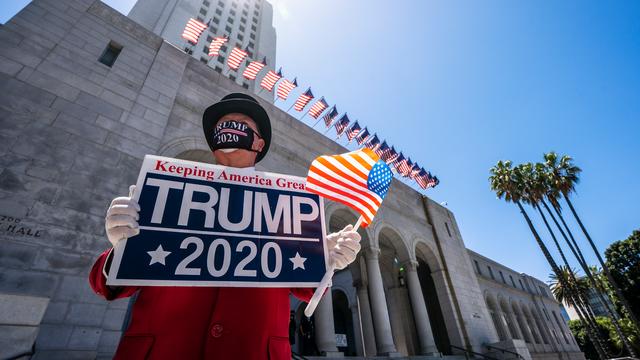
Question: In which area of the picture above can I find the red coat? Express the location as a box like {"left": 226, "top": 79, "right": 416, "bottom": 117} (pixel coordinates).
{"left": 89, "top": 249, "right": 314, "bottom": 360}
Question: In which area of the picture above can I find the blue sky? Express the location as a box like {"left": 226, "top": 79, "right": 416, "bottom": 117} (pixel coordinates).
{"left": 2, "top": 1, "right": 639, "bottom": 283}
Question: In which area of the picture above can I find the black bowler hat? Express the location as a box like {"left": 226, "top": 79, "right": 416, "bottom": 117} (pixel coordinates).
{"left": 202, "top": 93, "right": 272, "bottom": 162}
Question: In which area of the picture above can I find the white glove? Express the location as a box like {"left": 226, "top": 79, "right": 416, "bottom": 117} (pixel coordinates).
{"left": 105, "top": 185, "right": 140, "bottom": 248}
{"left": 326, "top": 224, "right": 362, "bottom": 270}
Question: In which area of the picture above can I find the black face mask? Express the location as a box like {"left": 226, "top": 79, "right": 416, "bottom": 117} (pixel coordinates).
{"left": 211, "top": 120, "right": 262, "bottom": 153}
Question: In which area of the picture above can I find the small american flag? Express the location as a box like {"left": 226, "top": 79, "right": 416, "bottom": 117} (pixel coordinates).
{"left": 415, "top": 168, "right": 437, "bottom": 189}
{"left": 260, "top": 68, "right": 282, "bottom": 91}
{"left": 334, "top": 114, "right": 350, "bottom": 137}
{"left": 293, "top": 88, "right": 314, "bottom": 111}
{"left": 276, "top": 77, "right": 297, "bottom": 100}
{"left": 396, "top": 155, "right": 412, "bottom": 176}
{"left": 242, "top": 57, "right": 266, "bottom": 80}
{"left": 322, "top": 106, "right": 338, "bottom": 127}
{"left": 208, "top": 36, "right": 228, "bottom": 56}
{"left": 392, "top": 153, "right": 406, "bottom": 173}
{"left": 182, "top": 18, "right": 208, "bottom": 44}
{"left": 306, "top": 148, "right": 393, "bottom": 226}
{"left": 227, "top": 47, "right": 248, "bottom": 70}
{"left": 355, "top": 127, "right": 370, "bottom": 145}
{"left": 374, "top": 141, "right": 389, "bottom": 158}
{"left": 410, "top": 163, "right": 421, "bottom": 180}
{"left": 308, "top": 98, "right": 328, "bottom": 119}
{"left": 365, "top": 134, "right": 380, "bottom": 151}
{"left": 383, "top": 146, "right": 399, "bottom": 165}
{"left": 345, "top": 121, "right": 362, "bottom": 142}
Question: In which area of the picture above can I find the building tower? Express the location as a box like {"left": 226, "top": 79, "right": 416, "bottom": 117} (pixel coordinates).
{"left": 128, "top": 0, "right": 277, "bottom": 100}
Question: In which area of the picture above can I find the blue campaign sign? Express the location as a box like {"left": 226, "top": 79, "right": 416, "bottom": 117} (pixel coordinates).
{"left": 107, "top": 155, "right": 328, "bottom": 287}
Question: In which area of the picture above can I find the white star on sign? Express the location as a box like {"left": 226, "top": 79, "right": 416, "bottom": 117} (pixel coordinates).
{"left": 289, "top": 252, "right": 307, "bottom": 270}
{"left": 147, "top": 245, "right": 171, "bottom": 266}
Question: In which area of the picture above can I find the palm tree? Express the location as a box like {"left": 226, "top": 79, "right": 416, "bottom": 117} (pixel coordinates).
{"left": 490, "top": 161, "right": 609, "bottom": 359}
{"left": 545, "top": 153, "right": 640, "bottom": 332}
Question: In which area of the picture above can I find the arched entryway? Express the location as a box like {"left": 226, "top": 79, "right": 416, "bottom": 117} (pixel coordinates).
{"left": 332, "top": 289, "right": 356, "bottom": 356}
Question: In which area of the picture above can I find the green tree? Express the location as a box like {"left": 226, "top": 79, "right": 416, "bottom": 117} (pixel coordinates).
{"left": 605, "top": 231, "right": 640, "bottom": 320}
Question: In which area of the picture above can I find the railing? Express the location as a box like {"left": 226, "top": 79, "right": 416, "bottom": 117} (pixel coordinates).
{"left": 484, "top": 344, "right": 525, "bottom": 360}
{"left": 450, "top": 345, "right": 501, "bottom": 360}
{"left": 291, "top": 351, "right": 308, "bottom": 360}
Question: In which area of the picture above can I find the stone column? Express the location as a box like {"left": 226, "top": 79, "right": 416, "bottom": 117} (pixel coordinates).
{"left": 403, "top": 260, "right": 439, "bottom": 355}
{"left": 314, "top": 291, "right": 342, "bottom": 356}
{"left": 350, "top": 304, "right": 363, "bottom": 356}
{"left": 354, "top": 280, "right": 377, "bottom": 356}
{"left": 365, "top": 246, "right": 397, "bottom": 355}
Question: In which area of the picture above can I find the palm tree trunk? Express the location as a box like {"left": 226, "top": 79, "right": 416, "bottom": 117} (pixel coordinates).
{"left": 545, "top": 201, "right": 636, "bottom": 357}
{"left": 565, "top": 196, "right": 640, "bottom": 336}
{"left": 533, "top": 203, "right": 612, "bottom": 358}
{"left": 516, "top": 201, "right": 608, "bottom": 359}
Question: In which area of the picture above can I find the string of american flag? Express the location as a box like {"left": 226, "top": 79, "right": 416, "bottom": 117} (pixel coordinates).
{"left": 182, "top": 18, "right": 439, "bottom": 190}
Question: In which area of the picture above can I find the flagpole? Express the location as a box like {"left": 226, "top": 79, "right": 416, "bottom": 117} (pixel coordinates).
{"left": 305, "top": 216, "right": 364, "bottom": 317}
{"left": 311, "top": 117, "right": 323, "bottom": 128}
{"left": 286, "top": 102, "right": 295, "bottom": 112}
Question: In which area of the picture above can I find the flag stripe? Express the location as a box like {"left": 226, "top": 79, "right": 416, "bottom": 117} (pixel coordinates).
{"left": 305, "top": 180, "right": 374, "bottom": 223}
{"left": 320, "top": 157, "right": 367, "bottom": 184}
{"left": 307, "top": 171, "right": 380, "bottom": 213}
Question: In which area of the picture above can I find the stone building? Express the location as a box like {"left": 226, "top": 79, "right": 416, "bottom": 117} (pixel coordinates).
{"left": 0, "top": 0, "right": 584, "bottom": 359}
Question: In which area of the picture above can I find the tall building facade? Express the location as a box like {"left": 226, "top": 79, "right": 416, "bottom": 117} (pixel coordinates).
{"left": 128, "top": 0, "right": 276, "bottom": 99}
{"left": 0, "top": 1, "right": 584, "bottom": 359}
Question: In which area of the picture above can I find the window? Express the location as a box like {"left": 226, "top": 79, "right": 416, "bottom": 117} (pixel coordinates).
{"left": 251, "top": 24, "right": 257, "bottom": 31}
{"left": 239, "top": 25, "right": 245, "bottom": 32}
{"left": 215, "top": 66, "right": 222, "bottom": 73}
{"left": 229, "top": 74, "right": 236, "bottom": 81}
{"left": 98, "top": 41, "right": 123, "bottom": 67}
{"left": 228, "top": 17, "right": 234, "bottom": 24}
{"left": 217, "top": 55, "right": 225, "bottom": 63}
{"left": 246, "top": 49, "right": 253, "bottom": 57}
{"left": 232, "top": 1, "right": 237, "bottom": 7}
{"left": 242, "top": 10, "right": 248, "bottom": 16}
{"left": 509, "top": 275, "right": 516, "bottom": 287}
{"left": 249, "top": 33, "right": 255, "bottom": 40}
{"left": 203, "top": 0, "right": 210, "bottom": 6}
{"left": 225, "top": 25, "right": 232, "bottom": 33}
{"left": 539, "top": 286, "right": 548, "bottom": 297}
{"left": 200, "top": 57, "right": 208, "bottom": 64}
{"left": 241, "top": 17, "right": 247, "bottom": 24}
{"left": 253, "top": 9, "right": 259, "bottom": 16}
{"left": 215, "top": 8, "right": 222, "bottom": 15}
{"left": 474, "top": 260, "right": 482, "bottom": 275}
{"left": 444, "top": 222, "right": 452, "bottom": 237}
{"left": 203, "top": 45, "right": 209, "bottom": 53}
{"left": 199, "top": 8, "right": 207, "bottom": 15}
{"left": 210, "top": 27, "right": 218, "bottom": 34}
{"left": 197, "top": 16, "right": 204, "bottom": 22}
{"left": 220, "top": 45, "right": 228, "bottom": 52}
{"left": 213, "top": 17, "right": 220, "bottom": 24}
{"left": 252, "top": 16, "right": 257, "bottom": 23}
{"left": 248, "top": 42, "right": 254, "bottom": 49}
{"left": 242, "top": 82, "right": 249, "bottom": 89}
{"left": 488, "top": 266, "right": 495, "bottom": 280}
{"left": 518, "top": 279, "right": 525, "bottom": 290}
{"left": 218, "top": 0, "right": 224, "bottom": 6}
{"left": 243, "top": 1, "right": 248, "bottom": 8}
{"left": 499, "top": 271, "right": 506, "bottom": 284}
{"left": 206, "top": 35, "right": 213, "bottom": 42}
{"left": 237, "top": 34, "right": 243, "bottom": 41}
{"left": 184, "top": 47, "right": 193, "bottom": 55}
{"left": 230, "top": 9, "right": 236, "bottom": 16}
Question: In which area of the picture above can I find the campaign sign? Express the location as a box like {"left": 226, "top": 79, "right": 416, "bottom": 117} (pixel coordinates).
{"left": 107, "top": 155, "right": 328, "bottom": 287}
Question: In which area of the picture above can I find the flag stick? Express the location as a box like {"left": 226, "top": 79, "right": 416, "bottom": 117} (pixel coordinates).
{"left": 286, "top": 102, "right": 295, "bottom": 112}
{"left": 304, "top": 217, "right": 363, "bottom": 317}
{"left": 311, "top": 117, "right": 323, "bottom": 128}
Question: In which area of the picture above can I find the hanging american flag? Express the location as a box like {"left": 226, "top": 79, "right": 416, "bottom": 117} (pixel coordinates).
{"left": 227, "top": 47, "right": 248, "bottom": 70}
{"left": 260, "top": 68, "right": 282, "bottom": 91}
{"left": 410, "top": 163, "right": 421, "bottom": 180}
{"left": 242, "top": 56, "right": 266, "bottom": 80}
{"left": 365, "top": 134, "right": 380, "bottom": 151}
{"left": 208, "top": 36, "right": 228, "bottom": 56}
{"left": 383, "top": 146, "right": 399, "bottom": 164}
{"left": 308, "top": 98, "right": 329, "bottom": 119}
{"left": 401, "top": 158, "right": 414, "bottom": 177}
{"left": 396, "top": 155, "right": 412, "bottom": 176}
{"left": 415, "top": 168, "right": 434, "bottom": 189}
{"left": 182, "top": 18, "right": 208, "bottom": 44}
{"left": 355, "top": 127, "right": 370, "bottom": 145}
{"left": 392, "top": 153, "right": 407, "bottom": 173}
{"left": 276, "top": 77, "right": 297, "bottom": 100}
{"left": 293, "top": 88, "right": 314, "bottom": 111}
{"left": 345, "top": 121, "right": 362, "bottom": 142}
{"left": 334, "top": 114, "right": 350, "bottom": 137}
{"left": 306, "top": 148, "right": 393, "bottom": 227}
{"left": 374, "top": 141, "right": 390, "bottom": 158}
{"left": 322, "top": 106, "right": 338, "bottom": 127}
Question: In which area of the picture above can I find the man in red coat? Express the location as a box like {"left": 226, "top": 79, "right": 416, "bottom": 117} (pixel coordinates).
{"left": 90, "top": 93, "right": 361, "bottom": 359}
